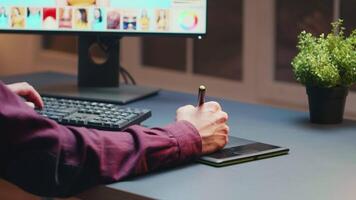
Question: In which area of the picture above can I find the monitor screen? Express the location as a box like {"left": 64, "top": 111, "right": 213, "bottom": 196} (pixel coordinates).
{"left": 0, "top": 0, "right": 207, "bottom": 35}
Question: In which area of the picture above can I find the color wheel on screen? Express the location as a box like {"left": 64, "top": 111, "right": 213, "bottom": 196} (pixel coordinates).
{"left": 179, "top": 11, "right": 198, "bottom": 31}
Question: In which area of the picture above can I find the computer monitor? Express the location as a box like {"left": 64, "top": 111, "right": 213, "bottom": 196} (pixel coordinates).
{"left": 0, "top": 0, "right": 207, "bottom": 104}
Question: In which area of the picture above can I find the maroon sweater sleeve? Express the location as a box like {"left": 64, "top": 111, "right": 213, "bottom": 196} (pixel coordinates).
{"left": 0, "top": 81, "right": 202, "bottom": 197}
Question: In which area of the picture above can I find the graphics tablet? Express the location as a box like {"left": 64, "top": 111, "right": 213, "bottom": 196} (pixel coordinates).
{"left": 199, "top": 136, "right": 289, "bottom": 167}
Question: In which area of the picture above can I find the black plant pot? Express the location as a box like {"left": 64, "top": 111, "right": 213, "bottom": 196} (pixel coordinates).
{"left": 306, "top": 86, "right": 348, "bottom": 124}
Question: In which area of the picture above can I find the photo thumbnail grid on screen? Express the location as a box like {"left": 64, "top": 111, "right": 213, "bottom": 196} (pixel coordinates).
{"left": 0, "top": 0, "right": 207, "bottom": 34}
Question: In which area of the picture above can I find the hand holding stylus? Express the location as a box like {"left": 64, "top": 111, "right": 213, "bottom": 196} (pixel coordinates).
{"left": 176, "top": 85, "right": 229, "bottom": 155}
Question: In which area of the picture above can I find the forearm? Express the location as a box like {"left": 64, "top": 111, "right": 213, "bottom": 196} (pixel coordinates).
{"left": 3, "top": 123, "right": 201, "bottom": 197}
{"left": 0, "top": 82, "right": 202, "bottom": 197}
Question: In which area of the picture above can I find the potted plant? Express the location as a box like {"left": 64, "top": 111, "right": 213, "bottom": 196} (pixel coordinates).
{"left": 292, "top": 19, "right": 356, "bottom": 124}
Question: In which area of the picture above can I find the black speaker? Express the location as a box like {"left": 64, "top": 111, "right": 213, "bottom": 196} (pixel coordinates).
{"left": 78, "top": 36, "right": 120, "bottom": 87}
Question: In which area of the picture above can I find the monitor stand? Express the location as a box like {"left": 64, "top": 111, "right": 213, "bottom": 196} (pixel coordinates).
{"left": 38, "top": 36, "right": 159, "bottom": 105}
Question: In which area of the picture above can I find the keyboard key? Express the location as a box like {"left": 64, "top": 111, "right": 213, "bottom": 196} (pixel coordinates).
{"left": 88, "top": 120, "right": 103, "bottom": 126}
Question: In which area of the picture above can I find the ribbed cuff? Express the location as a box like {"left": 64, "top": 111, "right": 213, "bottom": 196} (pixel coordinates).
{"left": 164, "top": 121, "right": 202, "bottom": 162}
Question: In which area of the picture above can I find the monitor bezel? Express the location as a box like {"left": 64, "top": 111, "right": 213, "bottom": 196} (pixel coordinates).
{"left": 0, "top": 0, "right": 208, "bottom": 39}
{"left": 0, "top": 29, "right": 206, "bottom": 38}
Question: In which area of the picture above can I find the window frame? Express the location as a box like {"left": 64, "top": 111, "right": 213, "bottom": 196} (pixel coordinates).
{"left": 255, "top": 0, "right": 356, "bottom": 117}
{"left": 30, "top": 0, "right": 356, "bottom": 119}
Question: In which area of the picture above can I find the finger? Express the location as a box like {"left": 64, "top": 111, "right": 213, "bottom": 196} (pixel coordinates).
{"left": 215, "top": 124, "right": 230, "bottom": 135}
{"left": 16, "top": 83, "right": 44, "bottom": 109}
{"left": 177, "top": 104, "right": 195, "bottom": 114}
{"left": 25, "top": 102, "right": 35, "bottom": 109}
{"left": 203, "top": 101, "right": 222, "bottom": 112}
{"left": 202, "top": 134, "right": 228, "bottom": 154}
{"left": 23, "top": 87, "right": 44, "bottom": 109}
{"left": 214, "top": 111, "right": 229, "bottom": 124}
{"left": 214, "top": 134, "right": 228, "bottom": 149}
{"left": 215, "top": 130, "right": 230, "bottom": 144}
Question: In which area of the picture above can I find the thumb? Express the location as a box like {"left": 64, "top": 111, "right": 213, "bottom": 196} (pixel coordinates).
{"left": 25, "top": 102, "right": 35, "bottom": 109}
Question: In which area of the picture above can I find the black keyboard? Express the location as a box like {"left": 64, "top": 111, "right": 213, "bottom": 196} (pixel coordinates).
{"left": 36, "top": 96, "right": 151, "bottom": 131}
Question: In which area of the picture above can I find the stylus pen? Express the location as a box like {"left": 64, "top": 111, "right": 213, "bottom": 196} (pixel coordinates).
{"left": 197, "top": 85, "right": 206, "bottom": 107}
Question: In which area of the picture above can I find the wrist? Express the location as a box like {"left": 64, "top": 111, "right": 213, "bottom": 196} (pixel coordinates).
{"left": 166, "top": 120, "right": 203, "bottom": 159}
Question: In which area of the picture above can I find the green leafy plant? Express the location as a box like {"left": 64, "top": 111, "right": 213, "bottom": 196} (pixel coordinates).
{"left": 292, "top": 19, "right": 356, "bottom": 88}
